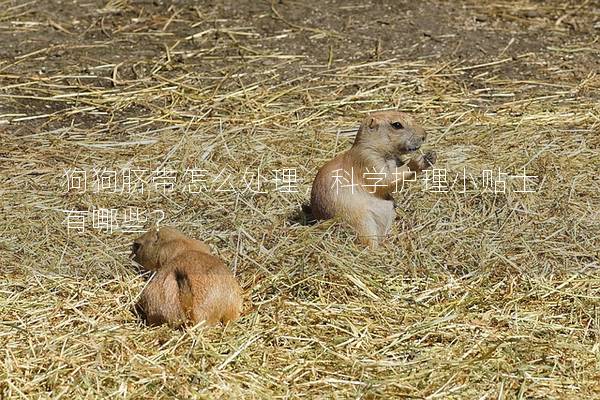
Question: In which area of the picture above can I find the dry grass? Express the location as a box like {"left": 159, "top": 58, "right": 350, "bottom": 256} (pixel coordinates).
{"left": 1, "top": 0, "right": 600, "bottom": 398}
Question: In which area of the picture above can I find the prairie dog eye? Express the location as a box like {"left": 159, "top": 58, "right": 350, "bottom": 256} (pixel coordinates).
{"left": 390, "top": 122, "right": 404, "bottom": 129}
{"left": 132, "top": 242, "right": 141, "bottom": 253}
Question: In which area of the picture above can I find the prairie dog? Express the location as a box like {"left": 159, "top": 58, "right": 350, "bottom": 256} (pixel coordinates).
{"left": 309, "top": 111, "right": 436, "bottom": 247}
{"left": 132, "top": 227, "right": 242, "bottom": 327}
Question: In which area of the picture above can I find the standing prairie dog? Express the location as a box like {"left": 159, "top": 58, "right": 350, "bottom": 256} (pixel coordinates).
{"left": 309, "top": 111, "right": 437, "bottom": 248}
{"left": 132, "top": 227, "right": 242, "bottom": 327}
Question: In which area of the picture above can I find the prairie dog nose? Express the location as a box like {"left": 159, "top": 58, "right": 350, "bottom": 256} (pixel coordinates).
{"left": 414, "top": 126, "right": 427, "bottom": 142}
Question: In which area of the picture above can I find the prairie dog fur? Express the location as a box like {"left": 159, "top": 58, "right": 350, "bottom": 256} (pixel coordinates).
{"left": 309, "top": 111, "right": 436, "bottom": 247}
{"left": 132, "top": 227, "right": 242, "bottom": 327}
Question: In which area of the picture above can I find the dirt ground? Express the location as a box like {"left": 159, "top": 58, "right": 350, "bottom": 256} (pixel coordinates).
{"left": 2, "top": 0, "right": 598, "bottom": 125}
{"left": 1, "top": 0, "right": 599, "bottom": 398}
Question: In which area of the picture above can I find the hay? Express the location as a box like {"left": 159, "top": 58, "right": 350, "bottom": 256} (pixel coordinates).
{"left": 1, "top": 0, "right": 599, "bottom": 398}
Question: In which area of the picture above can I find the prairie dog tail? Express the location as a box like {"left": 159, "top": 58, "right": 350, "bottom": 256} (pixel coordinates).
{"left": 174, "top": 269, "right": 194, "bottom": 321}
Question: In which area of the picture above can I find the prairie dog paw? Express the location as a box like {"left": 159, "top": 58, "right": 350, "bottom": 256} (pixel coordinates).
{"left": 408, "top": 151, "right": 437, "bottom": 171}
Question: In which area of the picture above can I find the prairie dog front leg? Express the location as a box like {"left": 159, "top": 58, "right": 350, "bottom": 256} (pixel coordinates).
{"left": 407, "top": 151, "right": 437, "bottom": 172}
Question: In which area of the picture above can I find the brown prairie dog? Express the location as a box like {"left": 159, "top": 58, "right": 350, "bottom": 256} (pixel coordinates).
{"left": 131, "top": 227, "right": 242, "bottom": 327}
{"left": 310, "top": 111, "right": 437, "bottom": 248}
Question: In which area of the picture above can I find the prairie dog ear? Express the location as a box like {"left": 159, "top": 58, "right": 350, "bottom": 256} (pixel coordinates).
{"left": 367, "top": 115, "right": 378, "bottom": 129}
{"left": 152, "top": 228, "right": 161, "bottom": 244}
